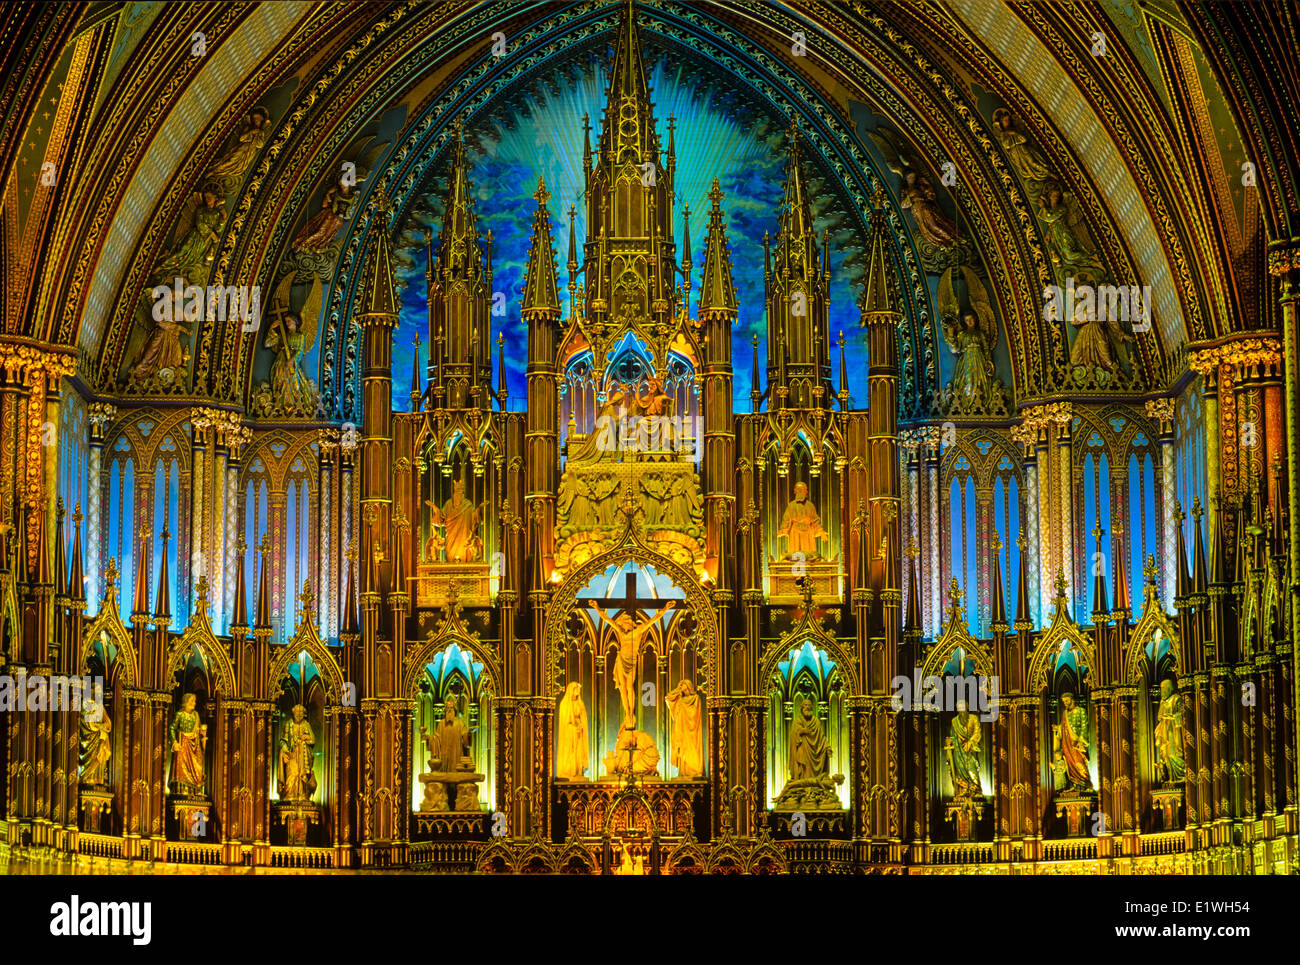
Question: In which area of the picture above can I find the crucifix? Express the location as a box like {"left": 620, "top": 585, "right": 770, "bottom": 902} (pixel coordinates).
{"left": 582, "top": 569, "right": 677, "bottom": 724}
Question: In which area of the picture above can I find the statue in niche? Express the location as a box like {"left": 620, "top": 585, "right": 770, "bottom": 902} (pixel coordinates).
{"left": 939, "top": 266, "right": 1007, "bottom": 414}
{"left": 278, "top": 704, "right": 317, "bottom": 802}
{"left": 423, "top": 700, "right": 473, "bottom": 774}
{"left": 206, "top": 106, "right": 270, "bottom": 193}
{"left": 637, "top": 376, "right": 676, "bottom": 451}
{"left": 129, "top": 288, "right": 191, "bottom": 385}
{"left": 427, "top": 479, "right": 481, "bottom": 563}
{"left": 1036, "top": 181, "right": 1106, "bottom": 287}
{"left": 778, "top": 482, "right": 829, "bottom": 560}
{"left": 556, "top": 682, "right": 589, "bottom": 780}
{"left": 79, "top": 698, "right": 112, "bottom": 786}
{"left": 169, "top": 693, "right": 208, "bottom": 796}
{"left": 945, "top": 700, "right": 983, "bottom": 799}
{"left": 1068, "top": 296, "right": 1131, "bottom": 375}
{"left": 1052, "top": 692, "right": 1092, "bottom": 792}
{"left": 775, "top": 698, "right": 843, "bottom": 808}
{"left": 1154, "top": 679, "right": 1186, "bottom": 785}
{"left": 789, "top": 698, "right": 832, "bottom": 781}
{"left": 603, "top": 714, "right": 660, "bottom": 779}
{"left": 991, "top": 108, "right": 1054, "bottom": 185}
{"left": 666, "top": 680, "right": 704, "bottom": 779}
{"left": 419, "top": 699, "right": 483, "bottom": 811}
{"left": 591, "top": 600, "right": 675, "bottom": 722}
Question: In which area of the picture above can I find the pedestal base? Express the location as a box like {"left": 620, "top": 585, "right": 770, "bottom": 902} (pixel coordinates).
{"left": 1152, "top": 787, "right": 1184, "bottom": 830}
{"left": 80, "top": 787, "right": 114, "bottom": 834}
{"left": 773, "top": 774, "right": 845, "bottom": 810}
{"left": 274, "top": 801, "right": 323, "bottom": 846}
{"left": 171, "top": 796, "right": 212, "bottom": 841}
{"left": 767, "top": 560, "right": 840, "bottom": 602}
{"left": 946, "top": 796, "right": 985, "bottom": 841}
{"left": 1055, "top": 790, "right": 1098, "bottom": 836}
{"left": 419, "top": 772, "right": 484, "bottom": 812}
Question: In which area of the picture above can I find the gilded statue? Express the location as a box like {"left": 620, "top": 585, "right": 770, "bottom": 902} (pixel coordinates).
{"left": 939, "top": 266, "right": 1006, "bottom": 415}
{"left": 558, "top": 471, "right": 597, "bottom": 532}
{"left": 278, "top": 704, "right": 316, "bottom": 802}
{"left": 152, "top": 182, "right": 226, "bottom": 287}
{"left": 293, "top": 178, "right": 357, "bottom": 254}
{"left": 169, "top": 693, "right": 207, "bottom": 796}
{"left": 1037, "top": 181, "right": 1106, "bottom": 287}
{"left": 569, "top": 387, "right": 633, "bottom": 463}
{"left": 1068, "top": 297, "right": 1132, "bottom": 375}
{"left": 1154, "top": 679, "right": 1185, "bottom": 785}
{"left": 426, "top": 479, "right": 481, "bottom": 563}
{"left": 991, "top": 108, "right": 1053, "bottom": 184}
{"left": 778, "top": 482, "right": 828, "bottom": 560}
{"left": 1052, "top": 692, "right": 1091, "bottom": 792}
{"left": 264, "top": 309, "right": 321, "bottom": 417}
{"left": 666, "top": 680, "right": 704, "bottom": 779}
{"left": 555, "top": 682, "right": 589, "bottom": 780}
{"left": 775, "top": 698, "right": 842, "bottom": 808}
{"left": 422, "top": 701, "right": 472, "bottom": 775}
{"left": 206, "top": 106, "right": 270, "bottom": 193}
{"left": 591, "top": 600, "right": 675, "bottom": 721}
{"left": 946, "top": 701, "right": 982, "bottom": 799}
{"left": 79, "top": 698, "right": 112, "bottom": 786}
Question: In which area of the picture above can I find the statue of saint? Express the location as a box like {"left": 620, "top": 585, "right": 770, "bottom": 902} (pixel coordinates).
{"left": 666, "top": 680, "right": 704, "bottom": 778}
{"left": 991, "top": 108, "right": 1053, "bottom": 184}
{"left": 422, "top": 701, "right": 472, "bottom": 774}
{"left": 435, "top": 480, "right": 481, "bottom": 563}
{"left": 1154, "top": 679, "right": 1185, "bottom": 785}
{"left": 278, "top": 704, "right": 316, "bottom": 802}
{"left": 637, "top": 377, "right": 676, "bottom": 451}
{"left": 556, "top": 682, "right": 589, "bottom": 780}
{"left": 590, "top": 472, "right": 622, "bottom": 528}
{"left": 1053, "top": 692, "right": 1091, "bottom": 791}
{"left": 946, "top": 701, "right": 982, "bottom": 798}
{"left": 590, "top": 600, "right": 675, "bottom": 721}
{"left": 264, "top": 310, "right": 320, "bottom": 417}
{"left": 569, "top": 388, "right": 631, "bottom": 463}
{"left": 788, "top": 698, "right": 832, "bottom": 781}
{"left": 778, "top": 482, "right": 828, "bottom": 560}
{"left": 603, "top": 715, "right": 660, "bottom": 778}
{"left": 152, "top": 184, "right": 226, "bottom": 287}
{"left": 206, "top": 106, "right": 270, "bottom": 192}
{"left": 169, "top": 693, "right": 207, "bottom": 795}
{"left": 79, "top": 698, "right": 112, "bottom": 786}
{"left": 1068, "top": 297, "right": 1132, "bottom": 375}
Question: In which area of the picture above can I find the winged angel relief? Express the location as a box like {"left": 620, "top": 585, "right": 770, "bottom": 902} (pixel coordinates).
{"left": 938, "top": 266, "right": 1008, "bottom": 416}
{"left": 250, "top": 272, "right": 322, "bottom": 418}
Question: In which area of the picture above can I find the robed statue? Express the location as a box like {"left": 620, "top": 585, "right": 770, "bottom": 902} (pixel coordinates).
{"left": 603, "top": 715, "right": 660, "bottom": 779}
{"left": 778, "top": 482, "right": 829, "bottom": 560}
{"left": 279, "top": 704, "right": 317, "bottom": 801}
{"left": 1053, "top": 692, "right": 1091, "bottom": 792}
{"left": 1154, "top": 679, "right": 1186, "bottom": 785}
{"left": 946, "top": 702, "right": 982, "bottom": 799}
{"left": 556, "top": 682, "right": 589, "bottom": 780}
{"left": 423, "top": 701, "right": 473, "bottom": 774}
{"left": 788, "top": 698, "right": 832, "bottom": 781}
{"left": 665, "top": 680, "right": 704, "bottom": 779}
{"left": 427, "top": 479, "right": 481, "bottom": 563}
{"left": 169, "top": 692, "right": 208, "bottom": 795}
{"left": 79, "top": 698, "right": 112, "bottom": 786}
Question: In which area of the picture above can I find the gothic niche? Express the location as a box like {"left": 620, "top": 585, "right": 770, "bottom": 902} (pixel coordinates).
{"left": 272, "top": 652, "right": 327, "bottom": 846}
{"left": 765, "top": 447, "right": 840, "bottom": 600}
{"left": 168, "top": 645, "right": 214, "bottom": 840}
{"left": 1137, "top": 628, "right": 1184, "bottom": 830}
{"left": 931, "top": 647, "right": 992, "bottom": 842}
{"left": 413, "top": 642, "right": 494, "bottom": 818}
{"left": 557, "top": 562, "right": 702, "bottom": 782}
{"left": 78, "top": 631, "right": 123, "bottom": 835}
{"left": 415, "top": 437, "right": 494, "bottom": 607}
{"left": 770, "top": 642, "right": 846, "bottom": 812}
{"left": 1044, "top": 641, "right": 1096, "bottom": 836}
{"left": 555, "top": 338, "right": 703, "bottom": 573}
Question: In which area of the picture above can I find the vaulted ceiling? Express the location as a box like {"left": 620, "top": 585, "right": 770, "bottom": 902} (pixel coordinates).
{"left": 3, "top": 1, "right": 1295, "bottom": 419}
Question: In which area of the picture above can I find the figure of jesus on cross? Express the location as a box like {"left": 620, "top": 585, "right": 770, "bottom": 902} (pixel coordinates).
{"left": 587, "top": 571, "right": 676, "bottom": 723}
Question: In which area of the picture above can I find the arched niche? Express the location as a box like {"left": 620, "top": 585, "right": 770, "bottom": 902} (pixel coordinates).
{"left": 1028, "top": 610, "right": 1098, "bottom": 818}
{"left": 1125, "top": 599, "right": 1185, "bottom": 829}
{"left": 917, "top": 598, "right": 996, "bottom": 840}
{"left": 265, "top": 613, "right": 350, "bottom": 845}
{"left": 758, "top": 431, "right": 845, "bottom": 602}
{"left": 546, "top": 521, "right": 715, "bottom": 784}
{"left": 404, "top": 599, "right": 502, "bottom": 817}
{"left": 761, "top": 602, "right": 856, "bottom": 813}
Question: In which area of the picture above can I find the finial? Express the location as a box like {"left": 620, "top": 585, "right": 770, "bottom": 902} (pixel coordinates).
{"left": 1053, "top": 569, "right": 1068, "bottom": 596}
{"left": 1143, "top": 553, "right": 1157, "bottom": 585}
{"left": 72, "top": 501, "right": 83, "bottom": 526}
{"left": 991, "top": 532, "right": 1002, "bottom": 552}
{"left": 534, "top": 177, "right": 550, "bottom": 206}
{"left": 1191, "top": 497, "right": 1203, "bottom": 521}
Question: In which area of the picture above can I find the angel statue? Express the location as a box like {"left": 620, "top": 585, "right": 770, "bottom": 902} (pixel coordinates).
{"left": 206, "top": 106, "right": 270, "bottom": 195}
{"left": 253, "top": 272, "right": 322, "bottom": 417}
{"left": 1068, "top": 294, "right": 1132, "bottom": 376}
{"left": 152, "top": 181, "right": 226, "bottom": 288}
{"left": 938, "top": 266, "right": 1007, "bottom": 415}
{"left": 865, "top": 125, "right": 970, "bottom": 270}
{"left": 1037, "top": 181, "right": 1107, "bottom": 288}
